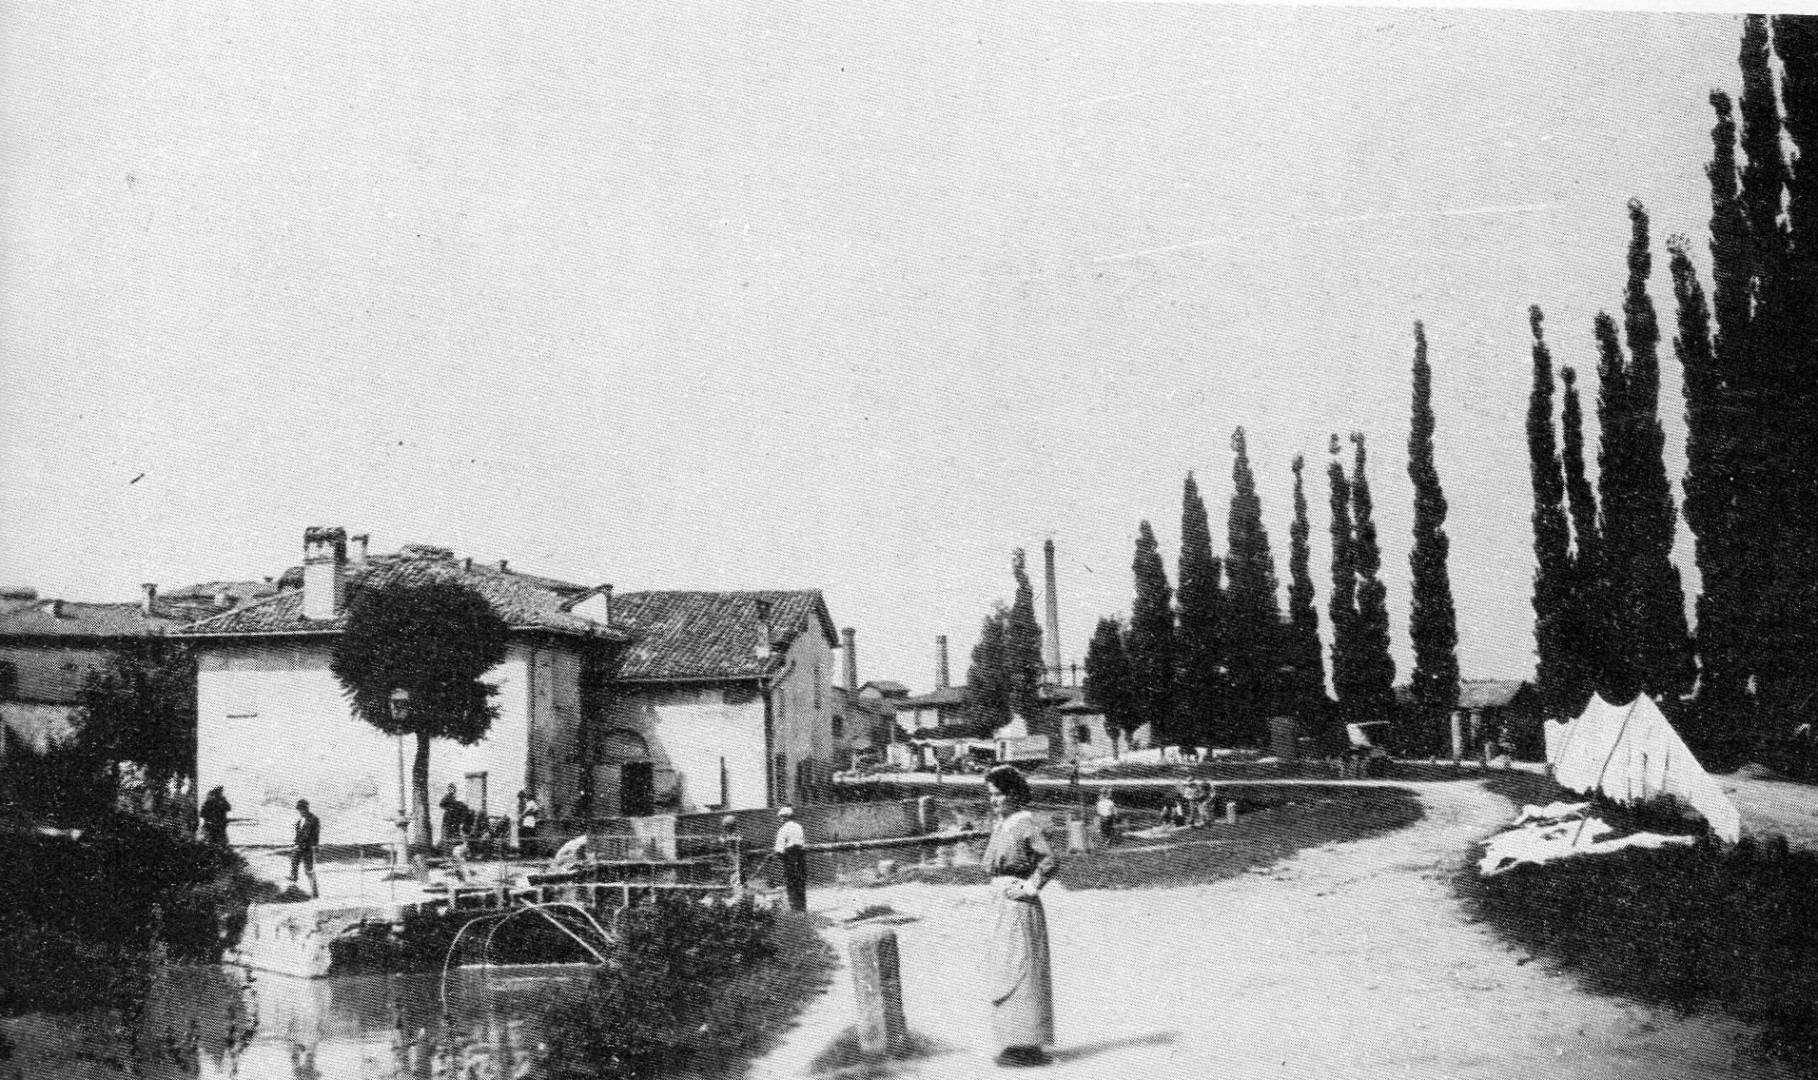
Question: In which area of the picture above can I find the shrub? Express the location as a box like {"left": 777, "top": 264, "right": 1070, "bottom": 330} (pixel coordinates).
{"left": 539, "top": 893, "right": 781, "bottom": 1079}
{"left": 1458, "top": 828, "right": 1818, "bottom": 1072}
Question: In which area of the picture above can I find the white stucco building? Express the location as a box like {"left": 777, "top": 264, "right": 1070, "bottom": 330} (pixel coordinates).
{"left": 175, "top": 527, "right": 842, "bottom": 846}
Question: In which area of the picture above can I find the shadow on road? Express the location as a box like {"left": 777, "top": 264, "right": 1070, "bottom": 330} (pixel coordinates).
{"left": 1049, "top": 1030, "right": 1176, "bottom": 1063}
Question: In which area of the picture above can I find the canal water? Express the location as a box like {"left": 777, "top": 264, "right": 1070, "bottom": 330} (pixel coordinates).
{"left": 5, "top": 835, "right": 989, "bottom": 1079}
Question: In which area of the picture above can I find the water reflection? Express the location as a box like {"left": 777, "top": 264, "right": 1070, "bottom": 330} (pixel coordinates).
{"left": 33, "top": 962, "right": 586, "bottom": 1080}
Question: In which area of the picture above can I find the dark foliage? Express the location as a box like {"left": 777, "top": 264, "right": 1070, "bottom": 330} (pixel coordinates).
{"left": 0, "top": 807, "right": 258, "bottom": 1015}
{"left": 1347, "top": 433, "right": 1397, "bottom": 714}
{"left": 76, "top": 640, "right": 198, "bottom": 808}
{"left": 1327, "top": 436, "right": 1361, "bottom": 717}
{"left": 1560, "top": 366, "right": 1610, "bottom": 709}
{"left": 537, "top": 894, "right": 808, "bottom": 1080}
{"left": 1460, "top": 820, "right": 1818, "bottom": 1076}
{"left": 1005, "top": 549, "right": 1048, "bottom": 725}
{"left": 1285, "top": 455, "right": 1329, "bottom": 726}
{"left": 965, "top": 607, "right": 1012, "bottom": 734}
{"left": 1175, "top": 472, "right": 1228, "bottom": 748}
{"left": 1527, "top": 308, "right": 1579, "bottom": 717}
{"left": 1127, "top": 521, "right": 1177, "bottom": 745}
{"left": 1406, "top": 321, "right": 1460, "bottom": 719}
{"left": 331, "top": 569, "right": 511, "bottom": 848}
{"left": 1225, "top": 429, "right": 1284, "bottom": 743}
{"left": 1084, "top": 617, "right": 1138, "bottom": 754}
{"left": 1594, "top": 201, "right": 1696, "bottom": 704}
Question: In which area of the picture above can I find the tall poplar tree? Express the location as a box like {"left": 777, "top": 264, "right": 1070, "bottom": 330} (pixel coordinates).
{"left": 1004, "top": 549, "right": 1048, "bottom": 725}
{"left": 1526, "top": 307, "right": 1578, "bottom": 715}
{"left": 1327, "top": 437, "right": 1361, "bottom": 717}
{"left": 1595, "top": 200, "right": 1695, "bottom": 702}
{"left": 1127, "top": 521, "right": 1178, "bottom": 746}
{"left": 964, "top": 607, "right": 1010, "bottom": 735}
{"left": 1084, "top": 617, "right": 1137, "bottom": 756}
{"left": 1285, "top": 455, "right": 1328, "bottom": 724}
{"left": 1349, "top": 432, "right": 1397, "bottom": 713}
{"left": 1560, "top": 366, "right": 1609, "bottom": 705}
{"left": 1175, "top": 472, "right": 1227, "bottom": 748}
{"left": 1225, "top": 428, "right": 1284, "bottom": 742}
{"left": 1406, "top": 321, "right": 1461, "bottom": 717}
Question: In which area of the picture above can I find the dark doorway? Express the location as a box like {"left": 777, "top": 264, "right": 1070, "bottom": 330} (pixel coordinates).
{"left": 621, "top": 762, "right": 655, "bottom": 818}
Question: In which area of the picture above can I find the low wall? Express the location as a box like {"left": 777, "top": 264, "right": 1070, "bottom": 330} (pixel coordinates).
{"left": 673, "top": 799, "right": 927, "bottom": 857}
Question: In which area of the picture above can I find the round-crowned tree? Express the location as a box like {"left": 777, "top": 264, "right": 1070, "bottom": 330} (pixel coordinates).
{"left": 330, "top": 569, "right": 510, "bottom": 851}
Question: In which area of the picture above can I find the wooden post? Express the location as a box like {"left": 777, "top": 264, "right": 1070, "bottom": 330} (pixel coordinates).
{"left": 848, "top": 926, "right": 908, "bottom": 1057}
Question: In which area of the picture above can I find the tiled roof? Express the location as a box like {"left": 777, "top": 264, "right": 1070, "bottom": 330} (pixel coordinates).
{"left": 860, "top": 680, "right": 910, "bottom": 697}
{"left": 607, "top": 590, "right": 838, "bottom": 681}
{"left": 0, "top": 600, "right": 186, "bottom": 639}
{"left": 173, "top": 556, "right": 621, "bottom": 641}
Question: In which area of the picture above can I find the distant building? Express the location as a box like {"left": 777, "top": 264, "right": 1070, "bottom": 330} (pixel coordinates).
{"left": 896, "top": 685, "right": 970, "bottom": 732}
{"left": 0, "top": 580, "right": 271, "bottom": 754}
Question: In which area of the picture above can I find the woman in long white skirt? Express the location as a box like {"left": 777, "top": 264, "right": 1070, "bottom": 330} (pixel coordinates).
{"left": 982, "top": 764, "right": 1057, "bottom": 1067}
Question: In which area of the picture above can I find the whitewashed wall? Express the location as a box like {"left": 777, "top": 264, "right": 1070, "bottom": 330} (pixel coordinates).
{"left": 194, "top": 638, "right": 557, "bottom": 846}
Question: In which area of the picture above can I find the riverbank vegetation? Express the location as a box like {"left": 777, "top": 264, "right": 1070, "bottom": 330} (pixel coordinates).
{"left": 537, "top": 893, "right": 834, "bottom": 1080}
{"left": 0, "top": 733, "right": 263, "bottom": 1016}
{"left": 1459, "top": 772, "right": 1818, "bottom": 1074}
{"left": 891, "top": 784, "right": 1422, "bottom": 891}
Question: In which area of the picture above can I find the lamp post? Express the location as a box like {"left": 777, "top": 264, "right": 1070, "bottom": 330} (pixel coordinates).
{"left": 389, "top": 688, "right": 412, "bottom": 865}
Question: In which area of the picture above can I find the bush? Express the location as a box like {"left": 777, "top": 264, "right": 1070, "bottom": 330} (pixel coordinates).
{"left": 1458, "top": 827, "right": 1818, "bottom": 1072}
{"left": 539, "top": 893, "right": 785, "bottom": 1079}
{"left": 0, "top": 810, "right": 259, "bottom": 1014}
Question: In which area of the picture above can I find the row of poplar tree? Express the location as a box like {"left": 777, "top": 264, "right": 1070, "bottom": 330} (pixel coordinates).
{"left": 1526, "top": 15, "right": 1818, "bottom": 761}
{"left": 1075, "top": 339, "right": 1462, "bottom": 753}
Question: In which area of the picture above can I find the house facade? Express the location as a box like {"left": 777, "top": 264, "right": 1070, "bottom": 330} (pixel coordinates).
{"left": 175, "top": 531, "right": 622, "bottom": 847}
{"left": 174, "top": 528, "right": 845, "bottom": 844}
{"left": 594, "top": 590, "right": 840, "bottom": 815}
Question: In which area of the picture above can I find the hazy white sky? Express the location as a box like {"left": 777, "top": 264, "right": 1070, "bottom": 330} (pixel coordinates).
{"left": 0, "top": 3, "right": 1748, "bottom": 689}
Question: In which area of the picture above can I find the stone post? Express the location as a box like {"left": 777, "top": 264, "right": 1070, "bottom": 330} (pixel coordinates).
{"left": 1449, "top": 711, "right": 1464, "bottom": 763}
{"left": 1066, "top": 818, "right": 1090, "bottom": 853}
{"left": 848, "top": 926, "right": 908, "bottom": 1057}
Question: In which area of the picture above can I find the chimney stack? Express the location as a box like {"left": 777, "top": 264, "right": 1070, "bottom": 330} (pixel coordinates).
{"left": 302, "top": 526, "right": 349, "bottom": 621}
{"left": 842, "top": 627, "right": 858, "bottom": 691}
{"left": 140, "top": 583, "right": 157, "bottom": 616}
{"left": 498, "top": 559, "right": 509, "bottom": 573}
{"left": 1043, "top": 539, "right": 1062, "bottom": 683}
{"left": 351, "top": 534, "right": 370, "bottom": 563}
{"left": 602, "top": 584, "right": 614, "bottom": 624}
{"left": 935, "top": 635, "right": 950, "bottom": 690}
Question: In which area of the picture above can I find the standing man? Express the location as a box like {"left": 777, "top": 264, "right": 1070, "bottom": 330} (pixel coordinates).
{"left": 199, "top": 786, "right": 232, "bottom": 848}
{"left": 774, "top": 806, "right": 808, "bottom": 913}
{"left": 439, "top": 784, "right": 470, "bottom": 852}
{"left": 516, "top": 790, "right": 541, "bottom": 856}
{"left": 290, "top": 799, "right": 320, "bottom": 899}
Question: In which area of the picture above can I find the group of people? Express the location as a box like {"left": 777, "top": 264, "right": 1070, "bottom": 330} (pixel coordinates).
{"left": 1161, "top": 779, "right": 1218, "bottom": 828}
{"left": 437, "top": 785, "right": 544, "bottom": 853}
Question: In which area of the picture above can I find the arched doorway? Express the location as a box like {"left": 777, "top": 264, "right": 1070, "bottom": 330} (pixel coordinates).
{"left": 598, "top": 729, "right": 654, "bottom": 817}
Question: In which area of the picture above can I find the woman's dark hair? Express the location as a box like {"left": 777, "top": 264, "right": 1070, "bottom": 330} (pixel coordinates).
{"left": 985, "top": 765, "right": 1032, "bottom": 804}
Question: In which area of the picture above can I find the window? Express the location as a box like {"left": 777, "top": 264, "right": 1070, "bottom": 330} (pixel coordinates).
{"left": 831, "top": 715, "right": 844, "bottom": 739}
{"left": 813, "top": 665, "right": 823, "bottom": 710}
{"left": 1076, "top": 724, "right": 1092, "bottom": 745}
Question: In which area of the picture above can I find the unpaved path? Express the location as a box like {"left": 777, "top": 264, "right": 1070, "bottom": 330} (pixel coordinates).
{"left": 751, "top": 781, "right": 1788, "bottom": 1080}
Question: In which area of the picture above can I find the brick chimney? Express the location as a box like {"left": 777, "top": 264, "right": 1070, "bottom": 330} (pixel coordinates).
{"left": 302, "top": 526, "right": 349, "bottom": 621}
{"left": 842, "top": 627, "right": 858, "bottom": 690}
{"left": 602, "top": 584, "right": 614, "bottom": 624}
{"left": 1043, "top": 538, "right": 1062, "bottom": 683}
{"left": 140, "top": 583, "right": 157, "bottom": 616}
{"left": 935, "top": 635, "right": 950, "bottom": 690}
{"left": 350, "top": 533, "right": 370, "bottom": 564}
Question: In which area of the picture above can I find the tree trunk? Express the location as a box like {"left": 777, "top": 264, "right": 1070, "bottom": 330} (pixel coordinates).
{"left": 410, "top": 732, "right": 433, "bottom": 853}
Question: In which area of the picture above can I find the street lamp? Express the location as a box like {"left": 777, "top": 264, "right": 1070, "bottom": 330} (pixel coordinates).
{"left": 389, "top": 688, "right": 411, "bottom": 865}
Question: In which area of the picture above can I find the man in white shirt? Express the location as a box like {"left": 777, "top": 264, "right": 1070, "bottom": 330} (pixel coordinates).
{"left": 774, "top": 806, "right": 808, "bottom": 912}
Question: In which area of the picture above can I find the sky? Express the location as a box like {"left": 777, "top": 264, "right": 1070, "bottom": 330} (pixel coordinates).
{"left": 0, "top": 2, "right": 1754, "bottom": 691}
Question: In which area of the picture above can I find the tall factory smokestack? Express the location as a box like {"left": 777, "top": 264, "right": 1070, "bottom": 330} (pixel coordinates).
{"left": 1043, "top": 538, "right": 1062, "bottom": 684}
{"left": 935, "top": 635, "right": 950, "bottom": 690}
{"left": 842, "top": 627, "right": 858, "bottom": 690}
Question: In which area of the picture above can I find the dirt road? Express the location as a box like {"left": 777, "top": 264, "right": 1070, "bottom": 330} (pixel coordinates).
{"left": 751, "top": 780, "right": 1788, "bottom": 1080}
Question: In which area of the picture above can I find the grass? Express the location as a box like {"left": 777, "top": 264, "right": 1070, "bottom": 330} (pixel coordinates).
{"left": 893, "top": 786, "right": 1425, "bottom": 891}
{"left": 1459, "top": 771, "right": 1818, "bottom": 1076}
